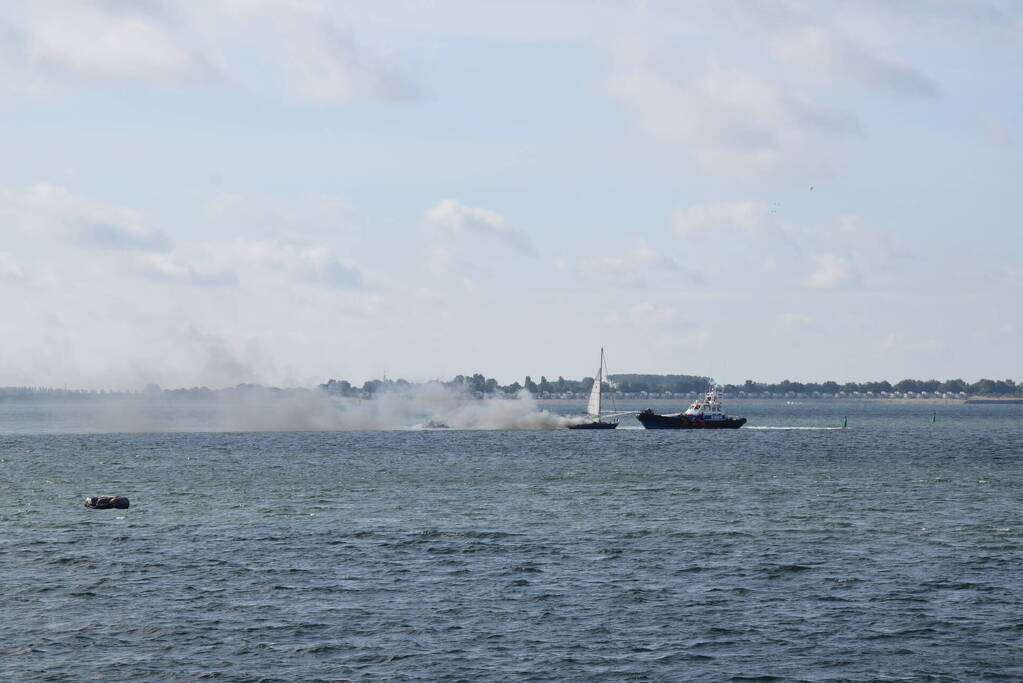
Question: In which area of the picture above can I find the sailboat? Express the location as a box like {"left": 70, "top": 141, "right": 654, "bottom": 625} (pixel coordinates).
{"left": 568, "top": 348, "right": 619, "bottom": 430}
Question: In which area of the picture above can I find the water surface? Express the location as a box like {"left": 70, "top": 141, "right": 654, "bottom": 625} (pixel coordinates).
{"left": 2, "top": 400, "right": 1021, "bottom": 680}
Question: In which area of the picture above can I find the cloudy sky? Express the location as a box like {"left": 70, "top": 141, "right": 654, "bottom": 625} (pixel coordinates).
{"left": 1, "top": 0, "right": 1020, "bottom": 389}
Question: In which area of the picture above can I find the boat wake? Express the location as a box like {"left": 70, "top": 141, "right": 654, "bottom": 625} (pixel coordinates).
{"left": 744, "top": 426, "right": 845, "bottom": 430}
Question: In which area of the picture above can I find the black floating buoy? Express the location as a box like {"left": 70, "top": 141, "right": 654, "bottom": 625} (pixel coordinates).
{"left": 85, "top": 495, "right": 130, "bottom": 510}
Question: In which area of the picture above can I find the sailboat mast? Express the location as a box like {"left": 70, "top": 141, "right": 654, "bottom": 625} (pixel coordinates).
{"left": 602, "top": 347, "right": 616, "bottom": 414}
{"left": 585, "top": 349, "right": 603, "bottom": 418}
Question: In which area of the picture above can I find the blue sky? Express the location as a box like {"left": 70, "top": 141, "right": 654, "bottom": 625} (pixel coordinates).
{"left": 0, "top": 0, "right": 1020, "bottom": 389}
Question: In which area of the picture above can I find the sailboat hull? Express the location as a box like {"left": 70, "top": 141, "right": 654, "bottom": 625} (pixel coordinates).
{"left": 567, "top": 421, "right": 618, "bottom": 430}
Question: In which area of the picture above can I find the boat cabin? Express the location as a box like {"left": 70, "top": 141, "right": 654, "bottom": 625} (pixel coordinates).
{"left": 683, "top": 389, "right": 727, "bottom": 420}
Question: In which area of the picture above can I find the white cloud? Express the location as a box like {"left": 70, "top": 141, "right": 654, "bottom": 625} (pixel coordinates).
{"left": 556, "top": 241, "right": 701, "bottom": 285}
{"left": 608, "top": 65, "right": 860, "bottom": 173}
{"left": 982, "top": 115, "right": 1015, "bottom": 149}
{"left": 132, "top": 237, "right": 363, "bottom": 290}
{"left": 0, "top": 184, "right": 367, "bottom": 292}
{"left": 202, "top": 191, "right": 355, "bottom": 238}
{"left": 0, "top": 1, "right": 413, "bottom": 102}
{"left": 0, "top": 183, "right": 171, "bottom": 251}
{"left": 991, "top": 266, "right": 1023, "bottom": 288}
{"left": 426, "top": 245, "right": 484, "bottom": 278}
{"left": 774, "top": 26, "right": 938, "bottom": 98}
{"left": 425, "top": 199, "right": 534, "bottom": 253}
{"left": 819, "top": 214, "right": 901, "bottom": 288}
{"left": 629, "top": 302, "right": 674, "bottom": 324}
{"left": 2, "top": 2, "right": 218, "bottom": 83}
{"left": 0, "top": 251, "right": 24, "bottom": 280}
{"left": 278, "top": 20, "right": 411, "bottom": 102}
{"left": 779, "top": 312, "right": 818, "bottom": 332}
{"left": 140, "top": 253, "right": 237, "bottom": 287}
{"left": 630, "top": 243, "right": 686, "bottom": 272}
{"left": 228, "top": 240, "right": 363, "bottom": 289}
{"left": 669, "top": 205, "right": 900, "bottom": 292}
{"left": 807, "top": 253, "right": 857, "bottom": 289}
{"left": 672, "top": 201, "right": 768, "bottom": 236}
{"left": 597, "top": 5, "right": 954, "bottom": 175}
{"left": 881, "top": 332, "right": 945, "bottom": 354}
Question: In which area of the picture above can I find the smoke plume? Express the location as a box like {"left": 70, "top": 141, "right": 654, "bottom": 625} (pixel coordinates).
{"left": 20, "top": 384, "right": 581, "bottom": 433}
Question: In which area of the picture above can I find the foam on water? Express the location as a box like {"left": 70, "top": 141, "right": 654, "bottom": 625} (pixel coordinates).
{"left": 745, "top": 425, "right": 845, "bottom": 430}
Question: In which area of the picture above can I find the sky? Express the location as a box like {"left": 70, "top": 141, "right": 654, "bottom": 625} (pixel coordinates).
{"left": 0, "top": 0, "right": 1020, "bottom": 389}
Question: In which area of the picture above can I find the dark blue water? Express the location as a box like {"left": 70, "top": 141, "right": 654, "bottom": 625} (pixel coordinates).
{"left": 2, "top": 400, "right": 1021, "bottom": 680}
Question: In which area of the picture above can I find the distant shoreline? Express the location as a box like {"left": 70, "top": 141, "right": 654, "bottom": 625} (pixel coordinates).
{"left": 962, "top": 398, "right": 1023, "bottom": 405}
{"left": 542, "top": 397, "right": 1023, "bottom": 405}
{"left": 3, "top": 388, "right": 1022, "bottom": 406}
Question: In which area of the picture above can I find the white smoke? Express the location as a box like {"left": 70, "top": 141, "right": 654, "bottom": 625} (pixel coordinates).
{"left": 216, "top": 384, "right": 573, "bottom": 431}
{"left": 44, "top": 384, "right": 581, "bottom": 432}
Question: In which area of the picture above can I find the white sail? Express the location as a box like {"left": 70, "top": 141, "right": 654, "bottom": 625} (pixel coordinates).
{"left": 586, "top": 354, "right": 603, "bottom": 418}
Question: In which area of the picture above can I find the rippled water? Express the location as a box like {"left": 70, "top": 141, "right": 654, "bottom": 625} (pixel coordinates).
{"left": 2, "top": 400, "right": 1021, "bottom": 680}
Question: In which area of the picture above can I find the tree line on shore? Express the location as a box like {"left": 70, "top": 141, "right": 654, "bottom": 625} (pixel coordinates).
{"left": 1, "top": 375, "right": 1019, "bottom": 399}
{"left": 723, "top": 378, "right": 1019, "bottom": 397}
{"left": 319, "top": 374, "right": 1023, "bottom": 398}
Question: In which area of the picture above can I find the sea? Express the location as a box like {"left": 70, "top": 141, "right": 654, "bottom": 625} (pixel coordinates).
{"left": 2, "top": 397, "right": 1021, "bottom": 681}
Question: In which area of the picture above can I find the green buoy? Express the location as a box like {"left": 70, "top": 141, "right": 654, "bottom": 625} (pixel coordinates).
{"left": 842, "top": 416, "right": 847, "bottom": 429}
{"left": 932, "top": 412, "right": 936, "bottom": 423}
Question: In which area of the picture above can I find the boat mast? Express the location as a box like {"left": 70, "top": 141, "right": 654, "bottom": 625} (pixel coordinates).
{"left": 602, "top": 347, "right": 616, "bottom": 415}
{"left": 586, "top": 348, "right": 604, "bottom": 419}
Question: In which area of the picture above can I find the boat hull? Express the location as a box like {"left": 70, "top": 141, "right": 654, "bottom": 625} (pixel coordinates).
{"left": 567, "top": 421, "right": 618, "bottom": 430}
{"left": 636, "top": 410, "right": 746, "bottom": 429}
